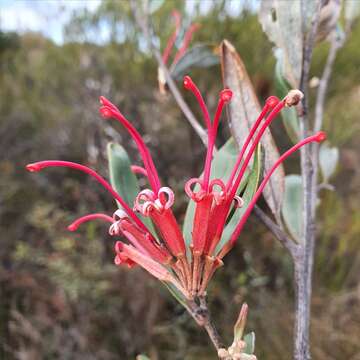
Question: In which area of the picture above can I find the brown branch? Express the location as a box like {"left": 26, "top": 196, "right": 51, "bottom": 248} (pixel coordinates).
{"left": 186, "top": 297, "right": 224, "bottom": 353}
{"left": 204, "top": 321, "right": 224, "bottom": 353}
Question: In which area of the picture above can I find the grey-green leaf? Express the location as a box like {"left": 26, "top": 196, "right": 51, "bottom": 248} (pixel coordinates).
{"left": 170, "top": 44, "right": 219, "bottom": 80}
{"left": 148, "top": 0, "right": 164, "bottom": 14}
{"left": 302, "top": 1, "right": 321, "bottom": 35}
{"left": 259, "top": 0, "right": 303, "bottom": 87}
{"left": 345, "top": 0, "right": 360, "bottom": 30}
{"left": 136, "top": 355, "right": 151, "bottom": 360}
{"left": 215, "top": 145, "right": 261, "bottom": 254}
{"left": 107, "top": 142, "right": 140, "bottom": 207}
{"left": 319, "top": 142, "right": 339, "bottom": 182}
{"left": 220, "top": 40, "right": 284, "bottom": 220}
{"left": 243, "top": 332, "right": 256, "bottom": 355}
{"left": 163, "top": 281, "right": 188, "bottom": 308}
{"left": 182, "top": 138, "right": 248, "bottom": 248}
{"left": 282, "top": 175, "right": 303, "bottom": 242}
{"left": 275, "top": 56, "right": 300, "bottom": 143}
{"left": 107, "top": 142, "right": 156, "bottom": 233}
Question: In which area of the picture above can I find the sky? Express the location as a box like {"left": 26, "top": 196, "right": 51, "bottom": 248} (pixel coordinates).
{"left": 0, "top": 0, "right": 255, "bottom": 44}
{"left": 0, "top": 0, "right": 102, "bottom": 43}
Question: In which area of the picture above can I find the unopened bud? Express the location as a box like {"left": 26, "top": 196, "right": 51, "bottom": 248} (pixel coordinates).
{"left": 285, "top": 90, "right": 304, "bottom": 107}
{"left": 309, "top": 77, "right": 320, "bottom": 88}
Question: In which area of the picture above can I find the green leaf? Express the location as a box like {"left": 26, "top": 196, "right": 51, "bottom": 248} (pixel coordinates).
{"left": 148, "top": 0, "right": 164, "bottom": 14}
{"left": 215, "top": 145, "right": 261, "bottom": 254}
{"left": 302, "top": 1, "right": 321, "bottom": 35}
{"left": 281, "top": 175, "right": 303, "bottom": 242}
{"left": 182, "top": 138, "right": 248, "bottom": 248}
{"left": 345, "top": 0, "right": 360, "bottom": 30}
{"left": 170, "top": 44, "right": 219, "bottom": 80}
{"left": 136, "top": 355, "right": 151, "bottom": 360}
{"left": 243, "top": 332, "right": 256, "bottom": 355}
{"left": 233, "top": 303, "right": 249, "bottom": 343}
{"left": 275, "top": 57, "right": 300, "bottom": 143}
{"left": 107, "top": 142, "right": 156, "bottom": 233}
{"left": 319, "top": 142, "right": 339, "bottom": 183}
{"left": 162, "top": 281, "right": 188, "bottom": 308}
{"left": 182, "top": 192, "right": 196, "bottom": 249}
{"left": 107, "top": 142, "right": 140, "bottom": 207}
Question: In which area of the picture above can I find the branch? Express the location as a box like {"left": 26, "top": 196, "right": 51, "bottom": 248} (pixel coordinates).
{"left": 311, "top": 34, "right": 343, "bottom": 215}
{"left": 129, "top": 0, "right": 209, "bottom": 146}
{"left": 186, "top": 297, "right": 224, "bottom": 353}
{"left": 294, "top": 2, "right": 323, "bottom": 359}
{"left": 153, "top": 51, "right": 209, "bottom": 146}
{"left": 253, "top": 206, "right": 299, "bottom": 258}
{"left": 314, "top": 36, "right": 343, "bottom": 133}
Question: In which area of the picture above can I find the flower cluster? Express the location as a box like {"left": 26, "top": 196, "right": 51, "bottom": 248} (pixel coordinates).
{"left": 26, "top": 76, "right": 325, "bottom": 301}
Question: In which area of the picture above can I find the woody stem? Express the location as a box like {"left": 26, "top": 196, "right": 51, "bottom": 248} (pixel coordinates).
{"left": 186, "top": 296, "right": 224, "bottom": 353}
{"left": 295, "top": 3, "right": 322, "bottom": 359}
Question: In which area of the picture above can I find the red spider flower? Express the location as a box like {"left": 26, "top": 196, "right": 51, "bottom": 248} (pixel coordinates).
{"left": 158, "top": 10, "right": 200, "bottom": 94}
{"left": 26, "top": 76, "right": 326, "bottom": 301}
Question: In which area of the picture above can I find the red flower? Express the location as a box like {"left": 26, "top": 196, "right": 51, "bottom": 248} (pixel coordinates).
{"left": 161, "top": 10, "right": 200, "bottom": 68}
{"left": 158, "top": 11, "right": 200, "bottom": 94}
{"left": 26, "top": 76, "right": 325, "bottom": 300}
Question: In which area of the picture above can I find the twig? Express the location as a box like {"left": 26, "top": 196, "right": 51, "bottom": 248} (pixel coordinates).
{"left": 153, "top": 50, "right": 209, "bottom": 146}
{"left": 253, "top": 206, "right": 300, "bottom": 258}
{"left": 312, "top": 34, "right": 343, "bottom": 210}
{"left": 129, "top": 0, "right": 208, "bottom": 146}
{"left": 204, "top": 320, "right": 224, "bottom": 353}
{"left": 186, "top": 297, "right": 224, "bottom": 352}
{"left": 314, "top": 37, "right": 343, "bottom": 133}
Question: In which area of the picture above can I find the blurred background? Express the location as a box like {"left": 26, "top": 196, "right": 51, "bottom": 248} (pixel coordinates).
{"left": 1, "top": 1, "right": 359, "bottom": 359}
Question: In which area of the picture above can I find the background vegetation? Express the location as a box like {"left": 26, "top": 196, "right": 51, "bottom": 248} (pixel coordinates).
{"left": 1, "top": 1, "right": 359, "bottom": 359}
